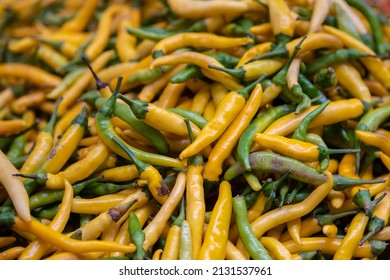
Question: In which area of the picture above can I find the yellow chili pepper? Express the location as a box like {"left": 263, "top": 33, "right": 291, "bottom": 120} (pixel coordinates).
{"left": 0, "top": 237, "right": 16, "bottom": 249}
{"left": 0, "top": 119, "right": 28, "bottom": 137}
{"left": 44, "top": 252, "right": 80, "bottom": 260}
{"left": 203, "top": 83, "right": 263, "bottom": 182}
{"left": 0, "top": 246, "right": 26, "bottom": 260}
{"left": 263, "top": 98, "right": 364, "bottom": 136}
{"left": 198, "top": 181, "right": 232, "bottom": 260}
{"left": 308, "top": 0, "right": 330, "bottom": 33}
{"left": 0, "top": 149, "right": 30, "bottom": 222}
{"left": 286, "top": 217, "right": 302, "bottom": 245}
{"left": 151, "top": 32, "right": 253, "bottom": 58}
{"left": 150, "top": 51, "right": 242, "bottom": 91}
{"left": 18, "top": 179, "right": 73, "bottom": 260}
{"left": 236, "top": 171, "right": 334, "bottom": 254}
{"left": 269, "top": 0, "right": 296, "bottom": 38}
{"left": 322, "top": 223, "right": 339, "bottom": 238}
{"left": 333, "top": 211, "right": 370, "bottom": 260}
{"left": 157, "top": 82, "right": 187, "bottom": 109}
{"left": 12, "top": 216, "right": 136, "bottom": 254}
{"left": 322, "top": 25, "right": 390, "bottom": 89}
{"left": 143, "top": 171, "right": 186, "bottom": 251}
{"left": 259, "top": 237, "right": 292, "bottom": 260}
{"left": 59, "top": 0, "right": 99, "bottom": 32}
{"left": 356, "top": 130, "right": 390, "bottom": 157}
{"left": 283, "top": 237, "right": 381, "bottom": 258}
{"left": 0, "top": 63, "right": 61, "bottom": 87}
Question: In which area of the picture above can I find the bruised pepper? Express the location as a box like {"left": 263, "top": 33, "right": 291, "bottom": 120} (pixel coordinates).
{"left": 179, "top": 75, "right": 266, "bottom": 160}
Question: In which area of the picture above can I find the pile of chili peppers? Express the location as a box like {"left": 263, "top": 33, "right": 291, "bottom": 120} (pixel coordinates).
{"left": 0, "top": 0, "right": 390, "bottom": 260}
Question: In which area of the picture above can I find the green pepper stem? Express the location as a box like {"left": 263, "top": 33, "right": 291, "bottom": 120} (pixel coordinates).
{"left": 12, "top": 172, "right": 47, "bottom": 184}
{"left": 207, "top": 64, "right": 245, "bottom": 81}
{"left": 315, "top": 210, "right": 359, "bottom": 227}
{"left": 111, "top": 136, "right": 148, "bottom": 173}
{"left": 118, "top": 94, "right": 148, "bottom": 120}
{"left": 173, "top": 197, "right": 185, "bottom": 227}
{"left": 82, "top": 55, "right": 108, "bottom": 90}
{"left": 359, "top": 216, "right": 386, "bottom": 246}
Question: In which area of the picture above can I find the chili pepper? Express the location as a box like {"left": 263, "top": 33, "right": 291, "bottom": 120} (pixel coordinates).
{"left": 57, "top": 50, "right": 114, "bottom": 116}
{"left": 178, "top": 220, "right": 192, "bottom": 260}
{"left": 248, "top": 33, "right": 343, "bottom": 62}
{"left": 179, "top": 76, "right": 265, "bottom": 160}
{"left": 283, "top": 237, "right": 387, "bottom": 258}
{"left": 292, "top": 100, "right": 330, "bottom": 141}
{"left": 334, "top": 1, "right": 362, "bottom": 41}
{"left": 168, "top": 108, "right": 208, "bottom": 130}
{"left": 18, "top": 179, "right": 73, "bottom": 260}
{"left": 306, "top": 48, "right": 375, "bottom": 76}
{"left": 333, "top": 211, "right": 370, "bottom": 260}
{"left": 128, "top": 211, "right": 145, "bottom": 260}
{"left": 334, "top": 62, "right": 372, "bottom": 102}
{"left": 268, "top": 0, "right": 295, "bottom": 43}
{"left": 0, "top": 246, "right": 25, "bottom": 260}
{"left": 322, "top": 25, "right": 390, "bottom": 90}
{"left": 297, "top": 73, "right": 329, "bottom": 105}
{"left": 345, "top": 0, "right": 386, "bottom": 55}
{"left": 235, "top": 171, "right": 334, "bottom": 255}
{"left": 150, "top": 51, "right": 242, "bottom": 90}
{"left": 352, "top": 189, "right": 386, "bottom": 217}
{"left": 183, "top": 118, "right": 205, "bottom": 259}
{"left": 0, "top": 149, "right": 30, "bottom": 222}
{"left": 143, "top": 171, "right": 186, "bottom": 251}
{"left": 359, "top": 189, "right": 390, "bottom": 245}
{"left": 170, "top": 65, "right": 203, "bottom": 84}
{"left": 237, "top": 104, "right": 295, "bottom": 171}
{"left": 96, "top": 98, "right": 169, "bottom": 155}
{"left": 308, "top": 0, "right": 330, "bottom": 33}
{"left": 198, "top": 180, "right": 232, "bottom": 260}
{"left": 209, "top": 58, "right": 286, "bottom": 82}
{"left": 4, "top": 214, "right": 136, "bottom": 254}
{"left": 94, "top": 81, "right": 184, "bottom": 169}
{"left": 161, "top": 197, "right": 185, "bottom": 260}
{"left": 203, "top": 82, "right": 264, "bottom": 182}
{"left": 151, "top": 32, "right": 253, "bottom": 58}
{"left": 263, "top": 98, "right": 365, "bottom": 136}
{"left": 81, "top": 181, "right": 137, "bottom": 197}
{"left": 253, "top": 133, "right": 360, "bottom": 164}
{"left": 313, "top": 67, "right": 338, "bottom": 92}
{"left": 356, "top": 130, "right": 390, "bottom": 156}
{"left": 166, "top": 0, "right": 261, "bottom": 19}
{"left": 224, "top": 151, "right": 385, "bottom": 190}
{"left": 233, "top": 195, "right": 273, "bottom": 260}
{"left": 59, "top": 0, "right": 99, "bottom": 32}
{"left": 119, "top": 94, "right": 201, "bottom": 139}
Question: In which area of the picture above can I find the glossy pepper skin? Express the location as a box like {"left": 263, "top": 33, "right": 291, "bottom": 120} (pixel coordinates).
{"left": 197, "top": 181, "right": 232, "bottom": 260}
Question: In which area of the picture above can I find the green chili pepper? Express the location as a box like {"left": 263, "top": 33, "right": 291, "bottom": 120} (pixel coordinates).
{"left": 277, "top": 182, "right": 290, "bottom": 207}
{"left": 33, "top": 203, "right": 59, "bottom": 220}
{"left": 237, "top": 104, "right": 296, "bottom": 171}
{"left": 170, "top": 64, "right": 203, "bottom": 83}
{"left": 6, "top": 132, "right": 26, "bottom": 163}
{"left": 78, "top": 90, "right": 100, "bottom": 107}
{"left": 285, "top": 181, "right": 306, "bottom": 205}
{"left": 280, "top": 85, "right": 311, "bottom": 114}
{"left": 81, "top": 181, "right": 138, "bottom": 197}
{"left": 95, "top": 97, "right": 170, "bottom": 155}
{"left": 179, "top": 220, "right": 192, "bottom": 260}
{"left": 313, "top": 67, "right": 337, "bottom": 91}
{"left": 28, "top": 176, "right": 105, "bottom": 210}
{"left": 224, "top": 151, "right": 386, "bottom": 190}
{"left": 169, "top": 108, "right": 208, "bottom": 130}
{"left": 345, "top": 0, "right": 386, "bottom": 55}
{"left": 94, "top": 78, "right": 184, "bottom": 168}
{"left": 356, "top": 105, "right": 390, "bottom": 132}
{"left": 262, "top": 171, "right": 291, "bottom": 198}
{"left": 232, "top": 195, "right": 273, "bottom": 260}
{"left": 293, "top": 100, "right": 330, "bottom": 141}
{"left": 352, "top": 189, "right": 386, "bottom": 217}
{"left": 298, "top": 73, "right": 328, "bottom": 104}
{"left": 306, "top": 48, "right": 375, "bottom": 75}
{"left": 129, "top": 211, "right": 146, "bottom": 260}
{"left": 79, "top": 214, "right": 95, "bottom": 227}
{"left": 334, "top": 2, "right": 361, "bottom": 41}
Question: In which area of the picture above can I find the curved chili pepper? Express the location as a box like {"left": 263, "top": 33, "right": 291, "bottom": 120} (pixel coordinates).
{"left": 308, "top": 0, "right": 330, "bottom": 33}
{"left": 232, "top": 195, "right": 273, "bottom": 260}
{"left": 237, "top": 104, "right": 295, "bottom": 171}
{"left": 151, "top": 32, "right": 253, "bottom": 58}
{"left": 224, "top": 151, "right": 386, "bottom": 190}
{"left": 179, "top": 75, "right": 266, "bottom": 160}
{"left": 198, "top": 180, "right": 232, "bottom": 260}
{"left": 128, "top": 211, "right": 145, "bottom": 260}
{"left": 356, "top": 130, "right": 390, "bottom": 156}
{"left": 345, "top": 0, "right": 386, "bottom": 55}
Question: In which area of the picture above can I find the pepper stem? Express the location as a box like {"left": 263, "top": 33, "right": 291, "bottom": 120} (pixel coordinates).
{"left": 315, "top": 210, "right": 359, "bottom": 226}
{"left": 207, "top": 64, "right": 245, "bottom": 81}
{"left": 118, "top": 94, "right": 148, "bottom": 120}
{"left": 82, "top": 55, "right": 108, "bottom": 90}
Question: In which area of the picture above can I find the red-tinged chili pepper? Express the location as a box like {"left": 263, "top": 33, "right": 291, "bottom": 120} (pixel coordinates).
{"left": 179, "top": 76, "right": 266, "bottom": 160}
{"left": 198, "top": 181, "right": 232, "bottom": 260}
{"left": 232, "top": 195, "right": 273, "bottom": 260}
{"left": 203, "top": 82, "right": 264, "bottom": 182}
{"left": 225, "top": 152, "right": 386, "bottom": 189}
